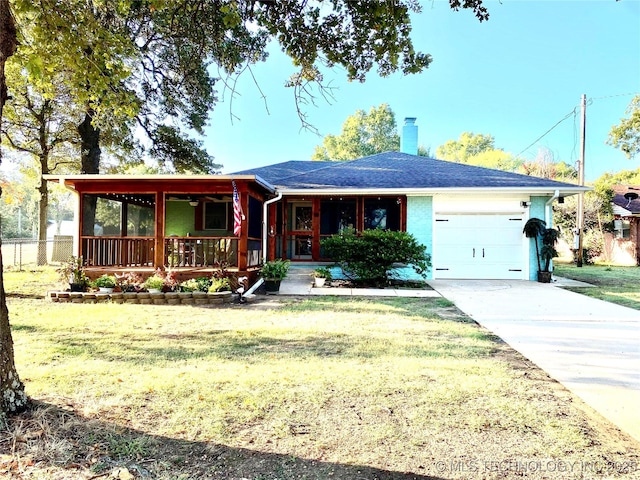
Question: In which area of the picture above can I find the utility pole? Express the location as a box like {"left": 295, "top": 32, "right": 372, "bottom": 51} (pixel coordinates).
{"left": 576, "top": 94, "right": 586, "bottom": 267}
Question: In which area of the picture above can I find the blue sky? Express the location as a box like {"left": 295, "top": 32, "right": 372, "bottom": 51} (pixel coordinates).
{"left": 207, "top": 0, "right": 640, "bottom": 182}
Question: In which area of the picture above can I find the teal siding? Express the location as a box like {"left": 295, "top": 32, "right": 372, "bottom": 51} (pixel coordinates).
{"left": 527, "top": 196, "right": 549, "bottom": 280}
{"left": 406, "top": 196, "right": 433, "bottom": 279}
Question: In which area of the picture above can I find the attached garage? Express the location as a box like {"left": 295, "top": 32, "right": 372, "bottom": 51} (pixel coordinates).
{"left": 433, "top": 212, "right": 527, "bottom": 279}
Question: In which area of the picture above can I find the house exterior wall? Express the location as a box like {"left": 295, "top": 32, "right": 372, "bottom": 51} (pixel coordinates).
{"left": 601, "top": 217, "right": 640, "bottom": 266}
{"left": 406, "top": 196, "right": 434, "bottom": 279}
{"left": 529, "top": 196, "right": 548, "bottom": 280}
{"left": 166, "top": 200, "right": 195, "bottom": 236}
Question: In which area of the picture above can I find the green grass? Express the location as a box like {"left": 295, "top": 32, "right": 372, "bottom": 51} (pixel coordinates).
{"left": 4, "top": 284, "right": 639, "bottom": 479}
{"left": 554, "top": 263, "right": 640, "bottom": 310}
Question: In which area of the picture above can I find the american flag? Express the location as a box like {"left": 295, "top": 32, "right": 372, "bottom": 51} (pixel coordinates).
{"left": 232, "top": 180, "right": 242, "bottom": 236}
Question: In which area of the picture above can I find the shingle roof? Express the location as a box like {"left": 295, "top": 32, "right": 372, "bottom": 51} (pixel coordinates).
{"left": 612, "top": 185, "right": 640, "bottom": 214}
{"left": 233, "top": 160, "right": 330, "bottom": 183}
{"left": 235, "top": 152, "right": 584, "bottom": 191}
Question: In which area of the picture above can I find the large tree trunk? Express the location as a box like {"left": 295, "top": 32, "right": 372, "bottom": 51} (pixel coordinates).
{"left": 78, "top": 109, "right": 100, "bottom": 174}
{"left": 0, "top": 0, "right": 28, "bottom": 423}
{"left": 37, "top": 174, "right": 49, "bottom": 265}
{"left": 37, "top": 110, "right": 51, "bottom": 265}
{"left": 0, "top": 241, "right": 28, "bottom": 419}
{"left": 78, "top": 109, "right": 100, "bottom": 237}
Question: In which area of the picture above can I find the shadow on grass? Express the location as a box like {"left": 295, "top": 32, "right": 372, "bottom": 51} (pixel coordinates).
{"left": 3, "top": 399, "right": 445, "bottom": 480}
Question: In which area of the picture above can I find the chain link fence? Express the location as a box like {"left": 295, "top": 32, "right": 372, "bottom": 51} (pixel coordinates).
{"left": 1, "top": 236, "right": 74, "bottom": 270}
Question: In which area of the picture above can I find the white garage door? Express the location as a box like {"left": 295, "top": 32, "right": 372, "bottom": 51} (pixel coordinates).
{"left": 433, "top": 213, "right": 526, "bottom": 279}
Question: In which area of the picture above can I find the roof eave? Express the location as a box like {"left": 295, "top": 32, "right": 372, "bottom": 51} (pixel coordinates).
{"left": 42, "top": 174, "right": 277, "bottom": 194}
{"left": 277, "top": 186, "right": 592, "bottom": 196}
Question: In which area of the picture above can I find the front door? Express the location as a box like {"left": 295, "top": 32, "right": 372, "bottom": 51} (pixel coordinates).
{"left": 287, "top": 201, "right": 313, "bottom": 260}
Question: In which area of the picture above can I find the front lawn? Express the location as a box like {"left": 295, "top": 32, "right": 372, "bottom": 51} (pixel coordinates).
{"left": 2, "top": 289, "right": 639, "bottom": 478}
{"left": 554, "top": 263, "right": 640, "bottom": 310}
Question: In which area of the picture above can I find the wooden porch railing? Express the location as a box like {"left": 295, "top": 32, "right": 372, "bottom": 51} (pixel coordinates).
{"left": 81, "top": 236, "right": 259, "bottom": 269}
{"left": 82, "top": 237, "right": 155, "bottom": 267}
{"left": 164, "top": 237, "right": 239, "bottom": 268}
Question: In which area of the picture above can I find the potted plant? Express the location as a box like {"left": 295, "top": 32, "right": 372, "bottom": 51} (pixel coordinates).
{"left": 523, "top": 218, "right": 559, "bottom": 283}
{"left": 312, "top": 267, "right": 332, "bottom": 287}
{"left": 57, "top": 256, "right": 89, "bottom": 292}
{"left": 144, "top": 274, "right": 165, "bottom": 293}
{"left": 259, "top": 259, "right": 290, "bottom": 294}
{"left": 94, "top": 274, "right": 117, "bottom": 293}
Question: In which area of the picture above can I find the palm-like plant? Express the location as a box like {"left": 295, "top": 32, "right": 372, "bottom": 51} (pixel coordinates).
{"left": 523, "top": 218, "right": 546, "bottom": 272}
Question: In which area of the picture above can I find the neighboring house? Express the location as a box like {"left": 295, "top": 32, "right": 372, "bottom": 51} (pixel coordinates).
{"left": 45, "top": 119, "right": 589, "bottom": 281}
{"left": 605, "top": 185, "right": 640, "bottom": 265}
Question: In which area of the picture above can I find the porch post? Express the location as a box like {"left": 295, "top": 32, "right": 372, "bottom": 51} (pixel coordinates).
{"left": 154, "top": 191, "right": 165, "bottom": 268}
{"left": 268, "top": 202, "right": 277, "bottom": 261}
{"left": 312, "top": 197, "right": 321, "bottom": 259}
{"left": 237, "top": 185, "right": 248, "bottom": 271}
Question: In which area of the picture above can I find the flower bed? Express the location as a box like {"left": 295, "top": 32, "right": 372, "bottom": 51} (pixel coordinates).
{"left": 48, "top": 290, "right": 233, "bottom": 305}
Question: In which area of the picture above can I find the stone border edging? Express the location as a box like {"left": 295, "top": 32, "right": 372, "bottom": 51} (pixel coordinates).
{"left": 48, "top": 291, "right": 233, "bottom": 305}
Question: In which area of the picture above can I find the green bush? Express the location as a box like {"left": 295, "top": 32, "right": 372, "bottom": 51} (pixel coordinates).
{"left": 321, "top": 229, "right": 430, "bottom": 287}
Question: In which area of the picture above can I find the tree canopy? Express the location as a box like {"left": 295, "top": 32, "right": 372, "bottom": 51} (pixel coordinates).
{"left": 608, "top": 95, "right": 640, "bottom": 160}
{"left": 436, "top": 132, "right": 522, "bottom": 171}
{"left": 312, "top": 104, "right": 400, "bottom": 160}
{"left": 312, "top": 104, "right": 430, "bottom": 161}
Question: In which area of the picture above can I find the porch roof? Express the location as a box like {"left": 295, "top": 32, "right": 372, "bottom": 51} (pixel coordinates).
{"left": 43, "top": 174, "right": 276, "bottom": 194}
{"left": 234, "top": 152, "right": 590, "bottom": 197}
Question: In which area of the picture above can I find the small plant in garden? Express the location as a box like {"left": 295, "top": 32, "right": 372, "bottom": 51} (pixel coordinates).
{"left": 209, "top": 277, "right": 231, "bottom": 292}
{"left": 260, "top": 259, "right": 290, "bottom": 280}
{"left": 313, "top": 267, "right": 332, "bottom": 280}
{"left": 115, "top": 271, "right": 146, "bottom": 292}
{"left": 179, "top": 278, "right": 200, "bottom": 292}
{"left": 144, "top": 274, "right": 166, "bottom": 291}
{"left": 211, "top": 262, "right": 238, "bottom": 292}
{"left": 93, "top": 274, "right": 117, "bottom": 289}
{"left": 321, "top": 229, "right": 430, "bottom": 287}
{"left": 57, "top": 256, "right": 89, "bottom": 288}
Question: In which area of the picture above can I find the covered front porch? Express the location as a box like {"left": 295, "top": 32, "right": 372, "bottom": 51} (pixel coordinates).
{"left": 45, "top": 174, "right": 275, "bottom": 279}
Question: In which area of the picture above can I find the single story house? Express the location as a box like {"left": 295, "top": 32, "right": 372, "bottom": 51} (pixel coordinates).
{"left": 605, "top": 185, "right": 640, "bottom": 265}
{"left": 45, "top": 119, "right": 589, "bottom": 281}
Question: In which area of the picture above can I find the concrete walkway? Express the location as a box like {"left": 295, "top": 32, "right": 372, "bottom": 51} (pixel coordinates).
{"left": 278, "top": 267, "right": 440, "bottom": 297}
{"left": 426, "top": 279, "right": 640, "bottom": 444}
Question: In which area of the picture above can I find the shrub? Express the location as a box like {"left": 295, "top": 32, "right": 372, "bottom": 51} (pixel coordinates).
{"left": 321, "top": 229, "right": 430, "bottom": 287}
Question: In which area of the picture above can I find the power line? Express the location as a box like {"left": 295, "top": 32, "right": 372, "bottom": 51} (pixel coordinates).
{"left": 515, "top": 107, "right": 577, "bottom": 159}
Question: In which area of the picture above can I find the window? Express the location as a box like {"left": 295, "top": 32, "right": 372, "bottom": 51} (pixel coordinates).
{"left": 614, "top": 219, "right": 631, "bottom": 239}
{"left": 364, "top": 198, "right": 400, "bottom": 231}
{"left": 204, "top": 202, "right": 229, "bottom": 230}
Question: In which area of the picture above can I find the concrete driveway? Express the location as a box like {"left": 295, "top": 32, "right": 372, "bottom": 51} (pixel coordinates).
{"left": 427, "top": 279, "right": 640, "bottom": 444}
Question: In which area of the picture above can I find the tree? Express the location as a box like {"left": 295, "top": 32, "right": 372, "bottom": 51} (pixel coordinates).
{"left": 608, "top": 95, "right": 640, "bottom": 159}
{"left": 0, "top": 0, "right": 494, "bottom": 421}
{"left": 2, "top": 60, "right": 81, "bottom": 263}
{"left": 520, "top": 147, "right": 577, "bottom": 181}
{"left": 312, "top": 104, "right": 400, "bottom": 160}
{"left": 312, "top": 104, "right": 431, "bottom": 161}
{"left": 436, "top": 131, "right": 522, "bottom": 171}
{"left": 0, "top": 0, "right": 28, "bottom": 424}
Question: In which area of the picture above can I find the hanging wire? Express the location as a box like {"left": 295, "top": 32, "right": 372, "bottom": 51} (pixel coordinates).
{"left": 515, "top": 107, "right": 578, "bottom": 159}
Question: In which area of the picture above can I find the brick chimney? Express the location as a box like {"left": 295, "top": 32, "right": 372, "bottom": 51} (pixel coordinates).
{"left": 400, "top": 117, "right": 418, "bottom": 155}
